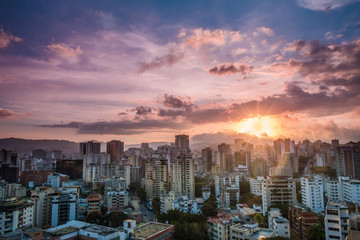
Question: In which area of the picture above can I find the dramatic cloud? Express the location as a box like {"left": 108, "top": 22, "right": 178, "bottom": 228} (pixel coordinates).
{"left": 297, "top": 0, "right": 360, "bottom": 11}
{"left": 138, "top": 49, "right": 184, "bottom": 73}
{"left": 135, "top": 106, "right": 152, "bottom": 115}
{"left": 0, "top": 28, "right": 22, "bottom": 48}
{"left": 39, "top": 119, "right": 187, "bottom": 135}
{"left": 47, "top": 43, "right": 83, "bottom": 58}
{"left": 208, "top": 63, "right": 253, "bottom": 76}
{"left": 162, "top": 94, "right": 192, "bottom": 109}
{"left": 0, "top": 108, "right": 16, "bottom": 118}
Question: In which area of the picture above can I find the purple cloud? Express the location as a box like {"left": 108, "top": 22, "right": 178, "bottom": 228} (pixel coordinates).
{"left": 208, "top": 63, "right": 253, "bottom": 76}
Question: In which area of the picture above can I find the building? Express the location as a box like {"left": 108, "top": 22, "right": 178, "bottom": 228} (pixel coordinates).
{"left": 348, "top": 212, "right": 360, "bottom": 240}
{"left": 0, "top": 199, "right": 34, "bottom": 235}
{"left": 79, "top": 141, "right": 101, "bottom": 158}
{"left": 106, "top": 189, "right": 129, "bottom": 211}
{"left": 20, "top": 170, "right": 52, "bottom": 187}
{"left": 87, "top": 194, "right": 101, "bottom": 213}
{"left": 250, "top": 177, "right": 264, "bottom": 196}
{"left": 31, "top": 186, "right": 55, "bottom": 227}
{"left": 202, "top": 147, "right": 213, "bottom": 172}
{"left": 0, "top": 183, "right": 26, "bottom": 202}
{"left": 106, "top": 140, "right": 125, "bottom": 163}
{"left": 0, "top": 163, "right": 19, "bottom": 183}
{"left": 145, "top": 159, "right": 168, "bottom": 199}
{"left": 83, "top": 153, "right": 110, "bottom": 182}
{"left": 51, "top": 191, "right": 77, "bottom": 226}
{"left": 230, "top": 222, "right": 275, "bottom": 240}
{"left": 45, "top": 220, "right": 126, "bottom": 240}
{"left": 326, "top": 178, "right": 340, "bottom": 201}
{"left": 171, "top": 153, "right": 195, "bottom": 199}
{"left": 250, "top": 159, "right": 266, "bottom": 177}
{"left": 207, "top": 214, "right": 233, "bottom": 240}
{"left": 289, "top": 204, "right": 319, "bottom": 240}
{"left": 56, "top": 159, "right": 83, "bottom": 180}
{"left": 268, "top": 208, "right": 290, "bottom": 238}
{"left": 175, "top": 134, "right": 190, "bottom": 153}
{"left": 47, "top": 172, "right": 70, "bottom": 188}
{"left": 301, "top": 175, "right": 325, "bottom": 213}
{"left": 225, "top": 187, "right": 239, "bottom": 207}
{"left": 133, "top": 222, "right": 174, "bottom": 240}
{"left": 262, "top": 176, "right": 297, "bottom": 214}
{"left": 324, "top": 201, "right": 349, "bottom": 240}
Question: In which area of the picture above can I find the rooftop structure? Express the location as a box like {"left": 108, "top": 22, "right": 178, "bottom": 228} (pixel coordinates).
{"left": 133, "top": 222, "right": 174, "bottom": 240}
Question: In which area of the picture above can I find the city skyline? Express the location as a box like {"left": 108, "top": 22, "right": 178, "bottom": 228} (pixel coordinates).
{"left": 1, "top": 1, "right": 360, "bottom": 144}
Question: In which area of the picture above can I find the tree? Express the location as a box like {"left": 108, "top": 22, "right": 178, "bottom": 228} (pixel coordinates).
{"left": 95, "top": 184, "right": 105, "bottom": 195}
{"left": 239, "top": 193, "right": 262, "bottom": 207}
{"left": 101, "top": 205, "right": 108, "bottom": 216}
{"left": 254, "top": 213, "right": 264, "bottom": 226}
{"left": 240, "top": 180, "right": 250, "bottom": 194}
{"left": 268, "top": 204, "right": 289, "bottom": 218}
{"left": 85, "top": 211, "right": 104, "bottom": 225}
{"left": 128, "top": 182, "right": 141, "bottom": 193}
{"left": 201, "top": 194, "right": 217, "bottom": 217}
{"left": 136, "top": 186, "right": 147, "bottom": 202}
{"left": 152, "top": 197, "right": 161, "bottom": 216}
{"left": 105, "top": 211, "right": 128, "bottom": 228}
{"left": 195, "top": 177, "right": 206, "bottom": 198}
{"left": 307, "top": 224, "right": 325, "bottom": 240}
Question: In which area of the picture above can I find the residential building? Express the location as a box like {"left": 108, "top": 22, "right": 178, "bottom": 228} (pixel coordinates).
{"left": 262, "top": 176, "right": 297, "bottom": 214}
{"left": 133, "top": 222, "right": 174, "bottom": 240}
{"left": 79, "top": 141, "right": 101, "bottom": 158}
{"left": 268, "top": 208, "right": 290, "bottom": 238}
{"left": 202, "top": 147, "right": 213, "bottom": 172}
{"left": 250, "top": 177, "right": 264, "bottom": 196}
{"left": 171, "top": 153, "right": 195, "bottom": 199}
{"left": 0, "top": 182, "right": 26, "bottom": 202}
{"left": 207, "top": 214, "right": 233, "bottom": 240}
{"left": 0, "top": 199, "right": 34, "bottom": 235}
{"left": 47, "top": 172, "right": 70, "bottom": 188}
{"left": 289, "top": 204, "right": 319, "bottom": 240}
{"left": 31, "top": 186, "right": 55, "bottom": 227}
{"left": 326, "top": 178, "right": 340, "bottom": 201}
{"left": 106, "top": 140, "right": 125, "bottom": 163}
{"left": 301, "top": 175, "right": 325, "bottom": 213}
{"left": 325, "top": 201, "right": 349, "bottom": 240}
{"left": 106, "top": 189, "right": 129, "bottom": 211}
{"left": 20, "top": 170, "right": 52, "bottom": 187}
{"left": 175, "top": 134, "right": 190, "bottom": 153}
{"left": 83, "top": 153, "right": 110, "bottom": 182}
{"left": 55, "top": 159, "right": 83, "bottom": 180}
{"left": 230, "top": 222, "right": 275, "bottom": 240}
{"left": 51, "top": 191, "right": 77, "bottom": 226}
{"left": 87, "top": 194, "right": 101, "bottom": 213}
{"left": 348, "top": 212, "right": 360, "bottom": 240}
{"left": 145, "top": 159, "right": 168, "bottom": 199}
{"left": 225, "top": 186, "right": 239, "bottom": 207}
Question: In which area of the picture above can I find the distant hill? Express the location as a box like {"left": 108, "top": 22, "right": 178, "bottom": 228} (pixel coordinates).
{"left": 0, "top": 138, "right": 79, "bottom": 154}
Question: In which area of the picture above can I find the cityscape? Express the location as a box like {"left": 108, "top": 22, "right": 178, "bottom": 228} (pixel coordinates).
{"left": 1, "top": 1, "right": 360, "bottom": 240}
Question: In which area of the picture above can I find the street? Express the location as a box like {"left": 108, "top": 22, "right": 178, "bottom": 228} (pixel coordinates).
{"left": 130, "top": 198, "right": 155, "bottom": 223}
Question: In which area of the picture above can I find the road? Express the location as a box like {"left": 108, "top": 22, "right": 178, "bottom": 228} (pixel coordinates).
{"left": 130, "top": 198, "right": 155, "bottom": 223}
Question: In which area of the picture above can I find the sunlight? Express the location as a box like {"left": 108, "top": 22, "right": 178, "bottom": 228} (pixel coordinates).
{"left": 237, "top": 116, "right": 279, "bottom": 138}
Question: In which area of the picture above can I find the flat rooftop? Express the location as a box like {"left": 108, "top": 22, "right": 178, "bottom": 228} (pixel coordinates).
{"left": 134, "top": 222, "right": 173, "bottom": 239}
{"left": 48, "top": 226, "right": 78, "bottom": 236}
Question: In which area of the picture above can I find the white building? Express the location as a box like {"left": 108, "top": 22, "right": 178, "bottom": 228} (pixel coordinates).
{"left": 51, "top": 192, "right": 77, "bottom": 226}
{"left": 160, "top": 191, "right": 203, "bottom": 214}
{"left": 250, "top": 177, "right": 264, "bottom": 196}
{"left": 230, "top": 222, "right": 275, "bottom": 240}
{"left": 268, "top": 208, "right": 290, "bottom": 238}
{"left": 325, "top": 201, "right": 349, "bottom": 240}
{"left": 326, "top": 179, "right": 340, "bottom": 201}
{"left": 83, "top": 153, "right": 111, "bottom": 182}
{"left": 301, "top": 175, "right": 325, "bottom": 213}
{"left": 325, "top": 177, "right": 360, "bottom": 204}
{"left": 47, "top": 172, "right": 69, "bottom": 188}
{"left": 0, "top": 199, "right": 34, "bottom": 235}
{"left": 207, "top": 215, "right": 233, "bottom": 240}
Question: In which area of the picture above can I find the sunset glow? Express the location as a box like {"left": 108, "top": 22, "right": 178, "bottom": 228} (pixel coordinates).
{"left": 237, "top": 116, "right": 280, "bottom": 138}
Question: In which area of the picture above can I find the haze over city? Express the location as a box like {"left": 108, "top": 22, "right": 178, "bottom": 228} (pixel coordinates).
{"left": 0, "top": 0, "right": 360, "bottom": 144}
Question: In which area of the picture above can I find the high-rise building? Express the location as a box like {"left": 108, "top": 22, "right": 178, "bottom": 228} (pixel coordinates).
{"left": 171, "top": 153, "right": 195, "bottom": 199}
{"left": 218, "top": 143, "right": 233, "bottom": 172}
{"left": 145, "top": 159, "right": 168, "bottom": 199}
{"left": 106, "top": 140, "right": 124, "bottom": 163}
{"left": 301, "top": 175, "right": 325, "bottom": 213}
{"left": 56, "top": 159, "right": 83, "bottom": 180}
{"left": 325, "top": 201, "right": 349, "bottom": 240}
{"left": 82, "top": 153, "right": 110, "bottom": 182}
{"left": 250, "top": 158, "right": 266, "bottom": 177}
{"left": 289, "top": 204, "right": 318, "bottom": 240}
{"left": 234, "top": 138, "right": 244, "bottom": 152}
{"left": 262, "top": 176, "right": 296, "bottom": 214}
{"left": 250, "top": 177, "right": 264, "bottom": 196}
{"left": 348, "top": 212, "right": 360, "bottom": 240}
{"left": 51, "top": 192, "right": 77, "bottom": 226}
{"left": 79, "top": 141, "right": 101, "bottom": 158}
{"left": 31, "top": 186, "right": 55, "bottom": 227}
{"left": 175, "top": 135, "right": 190, "bottom": 153}
{"left": 202, "top": 147, "right": 213, "bottom": 172}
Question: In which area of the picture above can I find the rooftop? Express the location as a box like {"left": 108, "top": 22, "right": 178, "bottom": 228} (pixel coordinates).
{"left": 134, "top": 222, "right": 173, "bottom": 239}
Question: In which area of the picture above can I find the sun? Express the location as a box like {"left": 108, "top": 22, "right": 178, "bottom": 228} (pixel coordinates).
{"left": 237, "top": 116, "right": 279, "bottom": 138}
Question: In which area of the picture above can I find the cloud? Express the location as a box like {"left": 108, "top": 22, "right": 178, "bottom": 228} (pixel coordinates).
{"left": 208, "top": 63, "right": 253, "bottom": 76}
{"left": 118, "top": 112, "right": 127, "bottom": 116}
{"left": 39, "top": 119, "right": 187, "bottom": 135}
{"left": 297, "top": 0, "right": 360, "bottom": 11}
{"left": 0, "top": 28, "right": 22, "bottom": 48}
{"left": 162, "top": 94, "right": 192, "bottom": 109}
{"left": 253, "top": 27, "right": 274, "bottom": 37}
{"left": 47, "top": 43, "right": 83, "bottom": 58}
{"left": 135, "top": 106, "right": 152, "bottom": 115}
{"left": 182, "top": 28, "right": 227, "bottom": 48}
{"left": 138, "top": 49, "right": 184, "bottom": 73}
{"left": 0, "top": 108, "right": 16, "bottom": 118}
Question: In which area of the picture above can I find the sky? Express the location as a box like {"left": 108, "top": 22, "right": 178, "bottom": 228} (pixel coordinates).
{"left": 0, "top": 0, "right": 360, "bottom": 144}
